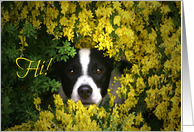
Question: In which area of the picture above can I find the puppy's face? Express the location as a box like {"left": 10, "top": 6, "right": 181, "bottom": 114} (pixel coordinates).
{"left": 59, "top": 48, "right": 113, "bottom": 106}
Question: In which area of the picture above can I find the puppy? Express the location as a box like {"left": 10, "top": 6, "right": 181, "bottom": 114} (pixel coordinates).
{"left": 56, "top": 48, "right": 128, "bottom": 107}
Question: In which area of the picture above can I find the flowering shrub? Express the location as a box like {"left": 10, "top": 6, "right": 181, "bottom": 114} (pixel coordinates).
{"left": 1, "top": 1, "right": 181, "bottom": 131}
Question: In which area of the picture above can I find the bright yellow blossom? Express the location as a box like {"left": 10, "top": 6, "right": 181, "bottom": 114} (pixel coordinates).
{"left": 2, "top": 10, "right": 10, "bottom": 22}
{"left": 114, "top": 16, "right": 121, "bottom": 27}
{"left": 53, "top": 94, "right": 64, "bottom": 109}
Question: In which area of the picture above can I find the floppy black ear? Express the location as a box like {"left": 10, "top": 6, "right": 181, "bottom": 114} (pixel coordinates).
{"left": 114, "top": 58, "right": 132, "bottom": 74}
{"left": 95, "top": 48, "right": 132, "bottom": 74}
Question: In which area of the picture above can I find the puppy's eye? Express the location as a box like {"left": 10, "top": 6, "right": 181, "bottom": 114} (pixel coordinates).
{"left": 69, "top": 69, "right": 74, "bottom": 74}
{"left": 96, "top": 68, "right": 102, "bottom": 74}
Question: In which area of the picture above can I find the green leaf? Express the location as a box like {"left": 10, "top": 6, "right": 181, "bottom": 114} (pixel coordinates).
{"left": 2, "top": 96, "right": 13, "bottom": 114}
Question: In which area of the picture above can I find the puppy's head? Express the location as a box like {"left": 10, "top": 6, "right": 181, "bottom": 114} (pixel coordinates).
{"left": 59, "top": 48, "right": 114, "bottom": 106}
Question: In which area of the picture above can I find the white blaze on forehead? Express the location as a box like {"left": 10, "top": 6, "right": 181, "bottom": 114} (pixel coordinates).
{"left": 79, "top": 48, "right": 90, "bottom": 75}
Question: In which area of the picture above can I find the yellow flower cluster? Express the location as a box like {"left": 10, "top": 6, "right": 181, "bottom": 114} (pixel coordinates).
{"left": 3, "top": 1, "right": 181, "bottom": 131}
{"left": 7, "top": 94, "right": 151, "bottom": 131}
{"left": 33, "top": 93, "right": 41, "bottom": 112}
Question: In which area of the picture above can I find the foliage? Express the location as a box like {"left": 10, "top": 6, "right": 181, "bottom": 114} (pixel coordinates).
{"left": 1, "top": 1, "right": 181, "bottom": 131}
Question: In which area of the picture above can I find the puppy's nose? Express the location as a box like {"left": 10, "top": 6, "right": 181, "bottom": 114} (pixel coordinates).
{"left": 78, "top": 85, "right": 93, "bottom": 99}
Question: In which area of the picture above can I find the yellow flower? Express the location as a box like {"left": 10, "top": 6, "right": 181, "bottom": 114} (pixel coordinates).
{"left": 110, "top": 104, "right": 119, "bottom": 130}
{"left": 87, "top": 104, "right": 98, "bottom": 116}
{"left": 3, "top": 10, "right": 10, "bottom": 22}
{"left": 53, "top": 94, "right": 64, "bottom": 109}
{"left": 154, "top": 101, "right": 169, "bottom": 120}
{"left": 138, "top": 1, "right": 146, "bottom": 8}
{"left": 142, "top": 6, "right": 151, "bottom": 22}
{"left": 63, "top": 27, "right": 74, "bottom": 41}
{"left": 114, "top": 16, "right": 121, "bottom": 26}
{"left": 113, "top": 1, "right": 121, "bottom": 11}
{"left": 21, "top": 5, "right": 28, "bottom": 19}
{"left": 122, "top": 1, "right": 134, "bottom": 9}
{"left": 160, "top": 17, "right": 174, "bottom": 41}
{"left": 131, "top": 64, "right": 140, "bottom": 75}
{"left": 121, "top": 112, "right": 135, "bottom": 130}
{"left": 62, "top": 113, "right": 73, "bottom": 126}
{"left": 33, "top": 94, "right": 41, "bottom": 111}
{"left": 69, "top": 2, "right": 77, "bottom": 14}
{"left": 123, "top": 74, "right": 134, "bottom": 85}
{"left": 60, "top": 1, "right": 69, "bottom": 15}
{"left": 32, "top": 19, "right": 42, "bottom": 29}
{"left": 18, "top": 35, "right": 28, "bottom": 47}
{"left": 134, "top": 112, "right": 144, "bottom": 126}
{"left": 31, "top": 9, "right": 40, "bottom": 18}
{"left": 176, "top": 1, "right": 181, "bottom": 16}
{"left": 46, "top": 21, "right": 57, "bottom": 35}
{"left": 160, "top": 5, "right": 171, "bottom": 14}
{"left": 98, "top": 107, "right": 107, "bottom": 119}
{"left": 145, "top": 88, "right": 159, "bottom": 109}
{"left": 140, "top": 123, "right": 151, "bottom": 131}
{"left": 148, "top": 1, "right": 161, "bottom": 10}
{"left": 107, "top": 88, "right": 116, "bottom": 107}
{"left": 116, "top": 84, "right": 127, "bottom": 99}
{"left": 95, "top": 7, "right": 103, "bottom": 18}
{"left": 79, "top": 1, "right": 89, "bottom": 8}
{"left": 105, "top": 21, "right": 114, "bottom": 34}
{"left": 105, "top": 7, "right": 114, "bottom": 18}
{"left": 148, "top": 28, "right": 157, "bottom": 43}
{"left": 60, "top": 16, "right": 68, "bottom": 26}
{"left": 69, "top": 14, "right": 77, "bottom": 26}
{"left": 136, "top": 77, "right": 146, "bottom": 94}
{"left": 125, "top": 50, "right": 134, "bottom": 61}
{"left": 67, "top": 99, "right": 76, "bottom": 111}
{"left": 120, "top": 11, "right": 134, "bottom": 25}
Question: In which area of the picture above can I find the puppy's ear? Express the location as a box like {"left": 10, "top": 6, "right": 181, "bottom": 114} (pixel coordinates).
{"left": 120, "top": 59, "right": 132, "bottom": 73}
{"left": 114, "top": 58, "right": 132, "bottom": 74}
{"left": 95, "top": 48, "right": 132, "bottom": 73}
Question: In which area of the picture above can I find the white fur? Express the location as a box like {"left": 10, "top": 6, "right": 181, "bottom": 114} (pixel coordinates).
{"left": 79, "top": 48, "right": 90, "bottom": 75}
{"left": 71, "top": 75, "right": 102, "bottom": 104}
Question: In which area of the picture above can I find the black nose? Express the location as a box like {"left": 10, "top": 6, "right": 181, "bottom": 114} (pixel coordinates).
{"left": 78, "top": 85, "right": 93, "bottom": 99}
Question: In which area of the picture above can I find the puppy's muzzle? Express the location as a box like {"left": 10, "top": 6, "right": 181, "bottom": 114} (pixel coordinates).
{"left": 78, "top": 85, "right": 93, "bottom": 99}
